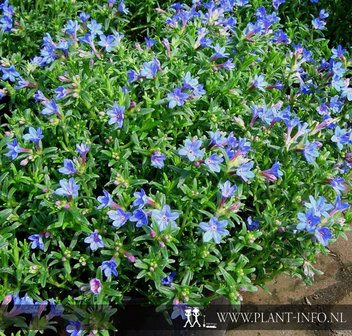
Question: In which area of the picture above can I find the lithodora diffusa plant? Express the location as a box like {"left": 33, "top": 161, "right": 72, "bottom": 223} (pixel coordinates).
{"left": 0, "top": 0, "right": 352, "bottom": 333}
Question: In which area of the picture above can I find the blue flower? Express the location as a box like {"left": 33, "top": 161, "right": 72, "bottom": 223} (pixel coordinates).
{"left": 84, "top": 232, "right": 104, "bottom": 251}
{"left": 319, "top": 9, "right": 329, "bottom": 19}
{"left": 330, "top": 177, "right": 345, "bottom": 195}
{"left": 303, "top": 141, "right": 320, "bottom": 164}
{"left": 167, "top": 87, "right": 189, "bottom": 109}
{"left": 182, "top": 71, "right": 198, "bottom": 90}
{"left": 34, "top": 89, "right": 47, "bottom": 102}
{"left": 87, "top": 19, "right": 103, "bottom": 36}
{"left": 246, "top": 216, "right": 259, "bottom": 231}
{"left": 178, "top": 139, "right": 204, "bottom": 161}
{"left": 252, "top": 74, "right": 268, "bottom": 92}
{"left": 1, "top": 65, "right": 20, "bottom": 82}
{"left": 312, "top": 18, "right": 326, "bottom": 30}
{"left": 151, "top": 205, "right": 179, "bottom": 232}
{"left": 133, "top": 188, "right": 149, "bottom": 208}
{"left": 79, "top": 33, "right": 94, "bottom": 44}
{"left": 64, "top": 20, "right": 79, "bottom": 36}
{"left": 331, "top": 126, "right": 350, "bottom": 150}
{"left": 314, "top": 227, "right": 332, "bottom": 246}
{"left": 211, "top": 43, "right": 229, "bottom": 61}
{"left": 144, "top": 37, "right": 157, "bottom": 50}
{"left": 89, "top": 278, "right": 102, "bottom": 295}
{"left": 127, "top": 69, "right": 138, "bottom": 83}
{"left": 0, "top": 15, "right": 12, "bottom": 33}
{"left": 296, "top": 208, "right": 321, "bottom": 233}
{"left": 234, "top": 0, "right": 249, "bottom": 5}
{"left": 161, "top": 272, "right": 176, "bottom": 286}
{"left": 97, "top": 34, "right": 118, "bottom": 52}
{"left": 305, "top": 196, "right": 333, "bottom": 218}
{"left": 272, "top": 0, "right": 286, "bottom": 9}
{"left": 151, "top": 152, "right": 166, "bottom": 168}
{"left": 58, "top": 159, "right": 76, "bottom": 175}
{"left": 101, "top": 260, "right": 118, "bottom": 277}
{"left": 118, "top": 0, "right": 129, "bottom": 14}
{"left": 140, "top": 61, "right": 158, "bottom": 79}
{"left": 331, "top": 45, "right": 346, "bottom": 60}
{"left": 204, "top": 154, "right": 224, "bottom": 173}
{"left": 76, "top": 143, "right": 90, "bottom": 156}
{"left": 171, "top": 303, "right": 188, "bottom": 320}
{"left": 108, "top": 209, "right": 131, "bottom": 228}
{"left": 54, "top": 86, "right": 68, "bottom": 99}
{"left": 208, "top": 130, "right": 227, "bottom": 147}
{"left": 260, "top": 159, "right": 283, "bottom": 181}
{"left": 5, "top": 139, "right": 23, "bottom": 160}
{"left": 107, "top": 102, "right": 125, "bottom": 128}
{"left": 97, "top": 190, "right": 114, "bottom": 209}
{"left": 47, "top": 299, "right": 64, "bottom": 320}
{"left": 130, "top": 209, "right": 148, "bottom": 227}
{"left": 341, "top": 86, "right": 352, "bottom": 102}
{"left": 219, "top": 180, "right": 237, "bottom": 198}
{"left": 55, "top": 178, "right": 80, "bottom": 198}
{"left": 78, "top": 12, "right": 90, "bottom": 22}
{"left": 41, "top": 99, "right": 59, "bottom": 116}
{"left": 199, "top": 217, "right": 229, "bottom": 244}
{"left": 15, "top": 78, "right": 31, "bottom": 90}
{"left": 330, "top": 196, "right": 349, "bottom": 215}
{"left": 236, "top": 161, "right": 255, "bottom": 182}
{"left": 66, "top": 320, "right": 82, "bottom": 336}
{"left": 28, "top": 234, "right": 44, "bottom": 250}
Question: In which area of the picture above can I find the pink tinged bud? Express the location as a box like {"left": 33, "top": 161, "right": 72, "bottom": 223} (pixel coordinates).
{"left": 173, "top": 298, "right": 180, "bottom": 305}
{"left": 20, "top": 159, "right": 29, "bottom": 166}
{"left": 63, "top": 203, "right": 70, "bottom": 210}
{"left": 184, "top": 297, "right": 189, "bottom": 302}
{"left": 155, "top": 7, "right": 167, "bottom": 14}
{"left": 45, "top": 231, "right": 50, "bottom": 238}
{"left": 315, "top": 141, "right": 323, "bottom": 148}
{"left": 135, "top": 43, "right": 143, "bottom": 52}
{"left": 43, "top": 188, "right": 48, "bottom": 193}
{"left": 150, "top": 230, "right": 157, "bottom": 238}
{"left": 159, "top": 241, "right": 165, "bottom": 248}
{"left": 248, "top": 239, "right": 254, "bottom": 244}
{"left": 123, "top": 251, "right": 135, "bottom": 263}
{"left": 5, "top": 131, "right": 12, "bottom": 136}
{"left": 58, "top": 76, "right": 70, "bottom": 82}
{"left": 1, "top": 295, "right": 12, "bottom": 306}
{"left": 278, "top": 227, "right": 285, "bottom": 233}
{"left": 239, "top": 286, "right": 246, "bottom": 292}
{"left": 37, "top": 302, "right": 47, "bottom": 318}
{"left": 55, "top": 201, "right": 61, "bottom": 207}
{"left": 128, "top": 101, "right": 136, "bottom": 110}
{"left": 229, "top": 203, "right": 241, "bottom": 211}
{"left": 89, "top": 278, "right": 102, "bottom": 295}
{"left": 260, "top": 171, "right": 277, "bottom": 182}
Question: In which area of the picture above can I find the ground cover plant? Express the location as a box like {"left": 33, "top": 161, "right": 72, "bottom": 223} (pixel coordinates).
{"left": 0, "top": 0, "right": 352, "bottom": 334}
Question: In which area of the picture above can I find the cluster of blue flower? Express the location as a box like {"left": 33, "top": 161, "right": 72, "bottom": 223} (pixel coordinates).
{"left": 296, "top": 195, "right": 349, "bottom": 246}
{"left": 0, "top": 0, "right": 13, "bottom": 33}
